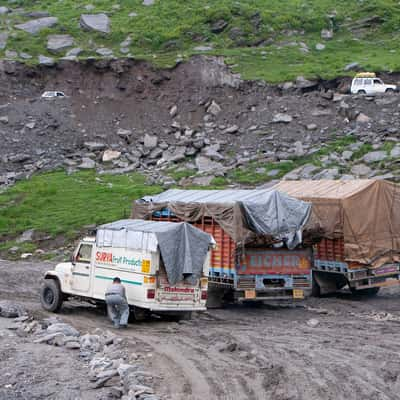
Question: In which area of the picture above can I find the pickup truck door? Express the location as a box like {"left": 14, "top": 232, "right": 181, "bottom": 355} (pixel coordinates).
{"left": 71, "top": 243, "right": 93, "bottom": 293}
{"left": 373, "top": 79, "right": 385, "bottom": 94}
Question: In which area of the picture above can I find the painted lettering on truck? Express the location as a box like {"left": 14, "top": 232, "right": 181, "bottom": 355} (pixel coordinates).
{"left": 239, "top": 249, "right": 311, "bottom": 275}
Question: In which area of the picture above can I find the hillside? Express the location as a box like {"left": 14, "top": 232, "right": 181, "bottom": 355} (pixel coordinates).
{"left": 1, "top": 0, "right": 400, "bottom": 81}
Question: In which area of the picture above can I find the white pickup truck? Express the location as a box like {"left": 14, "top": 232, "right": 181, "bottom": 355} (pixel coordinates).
{"left": 40, "top": 220, "right": 214, "bottom": 320}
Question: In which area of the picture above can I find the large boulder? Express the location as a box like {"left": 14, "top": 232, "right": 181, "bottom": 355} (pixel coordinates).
{"left": 15, "top": 17, "right": 58, "bottom": 34}
{"left": 80, "top": 14, "right": 110, "bottom": 34}
{"left": 38, "top": 55, "right": 55, "bottom": 66}
{"left": 47, "top": 34, "right": 74, "bottom": 53}
{"left": 363, "top": 151, "right": 387, "bottom": 164}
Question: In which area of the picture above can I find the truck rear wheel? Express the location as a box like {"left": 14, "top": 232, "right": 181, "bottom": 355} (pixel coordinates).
{"left": 349, "top": 286, "right": 380, "bottom": 297}
{"left": 311, "top": 274, "right": 321, "bottom": 297}
{"left": 40, "top": 279, "right": 63, "bottom": 312}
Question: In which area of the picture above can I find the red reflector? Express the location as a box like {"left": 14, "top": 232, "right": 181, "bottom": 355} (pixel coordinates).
{"left": 201, "top": 290, "right": 207, "bottom": 300}
{"left": 147, "top": 289, "right": 155, "bottom": 299}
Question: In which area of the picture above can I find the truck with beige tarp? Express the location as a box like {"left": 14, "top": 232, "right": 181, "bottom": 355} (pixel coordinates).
{"left": 274, "top": 180, "right": 400, "bottom": 296}
{"left": 133, "top": 189, "right": 313, "bottom": 306}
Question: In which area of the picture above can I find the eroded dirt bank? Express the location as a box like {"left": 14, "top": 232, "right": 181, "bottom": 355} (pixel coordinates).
{"left": 2, "top": 259, "right": 400, "bottom": 400}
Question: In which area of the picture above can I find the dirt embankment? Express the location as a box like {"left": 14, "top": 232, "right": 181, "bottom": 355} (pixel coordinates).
{"left": 2, "top": 259, "right": 400, "bottom": 400}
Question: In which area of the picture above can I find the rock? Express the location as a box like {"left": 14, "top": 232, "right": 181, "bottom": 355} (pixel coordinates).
{"left": 0, "top": 32, "right": 8, "bottom": 50}
{"left": 294, "top": 141, "right": 304, "bottom": 157}
{"left": 344, "top": 62, "right": 360, "bottom": 72}
{"left": 211, "top": 20, "right": 228, "bottom": 34}
{"left": 25, "top": 122, "right": 35, "bottom": 129}
{"left": 80, "top": 14, "right": 110, "bottom": 34}
{"left": 207, "top": 100, "right": 221, "bottom": 116}
{"left": 15, "top": 17, "right": 58, "bottom": 34}
{"left": 98, "top": 163, "right": 139, "bottom": 175}
{"left": 161, "top": 147, "right": 186, "bottom": 163}
{"left": 96, "top": 48, "right": 113, "bottom": 57}
{"left": 321, "top": 29, "right": 333, "bottom": 40}
{"left": 194, "top": 45, "right": 213, "bottom": 52}
{"left": 80, "top": 334, "right": 103, "bottom": 353}
{"left": 0, "top": 7, "right": 9, "bottom": 14}
{"left": 223, "top": 125, "right": 239, "bottom": 134}
{"left": 16, "top": 229, "right": 35, "bottom": 243}
{"left": 306, "top": 318, "right": 319, "bottom": 328}
{"left": 342, "top": 150, "right": 353, "bottom": 161}
{"left": 102, "top": 150, "right": 121, "bottom": 162}
{"left": 38, "top": 55, "right": 55, "bottom": 66}
{"left": 313, "top": 168, "right": 339, "bottom": 180}
{"left": 0, "top": 116, "right": 8, "bottom": 124}
{"left": 5, "top": 51, "right": 17, "bottom": 59}
{"left": 195, "top": 156, "right": 222, "bottom": 173}
{"left": 65, "top": 47, "right": 82, "bottom": 57}
{"left": 192, "top": 176, "right": 215, "bottom": 186}
{"left": 311, "top": 109, "right": 332, "bottom": 117}
{"left": 129, "top": 12, "right": 138, "bottom": 17}
{"left": 148, "top": 148, "right": 163, "bottom": 159}
{"left": 356, "top": 113, "right": 371, "bottom": 123}
{"left": 47, "top": 34, "right": 74, "bottom": 53}
{"left": 20, "top": 253, "right": 33, "bottom": 259}
{"left": 273, "top": 113, "right": 292, "bottom": 123}
{"left": 315, "top": 43, "right": 325, "bottom": 51}
{"left": 92, "top": 369, "right": 119, "bottom": 388}
{"left": 203, "top": 144, "right": 224, "bottom": 161}
{"left": 363, "top": 151, "right": 387, "bottom": 163}
{"left": 0, "top": 301, "right": 26, "bottom": 318}
{"left": 78, "top": 158, "right": 96, "bottom": 169}
{"left": 34, "top": 333, "right": 64, "bottom": 344}
{"left": 390, "top": 147, "right": 400, "bottom": 158}
{"left": 47, "top": 323, "right": 80, "bottom": 337}
{"left": 65, "top": 341, "right": 80, "bottom": 349}
{"left": 143, "top": 0, "right": 155, "bottom": 5}
{"left": 144, "top": 134, "right": 158, "bottom": 149}
{"left": 299, "top": 164, "right": 319, "bottom": 179}
{"left": 351, "top": 164, "right": 372, "bottom": 176}
{"left": 84, "top": 142, "right": 106, "bottom": 151}
{"left": 117, "top": 128, "right": 132, "bottom": 139}
{"left": 295, "top": 76, "right": 318, "bottom": 89}
{"left": 306, "top": 123, "right": 317, "bottom": 131}
{"left": 169, "top": 105, "right": 178, "bottom": 117}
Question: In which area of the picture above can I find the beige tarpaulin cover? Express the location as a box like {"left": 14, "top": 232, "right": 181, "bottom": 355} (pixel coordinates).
{"left": 273, "top": 180, "right": 400, "bottom": 266}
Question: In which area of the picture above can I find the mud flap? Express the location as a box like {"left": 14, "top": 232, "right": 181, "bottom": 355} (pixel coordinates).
{"left": 313, "top": 271, "right": 347, "bottom": 295}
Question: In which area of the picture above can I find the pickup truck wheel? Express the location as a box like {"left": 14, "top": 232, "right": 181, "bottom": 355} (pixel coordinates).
{"left": 311, "top": 274, "right": 321, "bottom": 297}
{"left": 357, "top": 90, "right": 366, "bottom": 95}
{"left": 386, "top": 88, "right": 395, "bottom": 93}
{"left": 40, "top": 279, "right": 63, "bottom": 312}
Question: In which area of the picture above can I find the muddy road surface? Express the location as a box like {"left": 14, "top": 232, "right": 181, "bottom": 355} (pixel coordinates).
{"left": 2, "top": 259, "right": 400, "bottom": 400}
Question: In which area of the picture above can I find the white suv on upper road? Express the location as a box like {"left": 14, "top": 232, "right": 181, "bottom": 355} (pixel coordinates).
{"left": 351, "top": 73, "right": 397, "bottom": 95}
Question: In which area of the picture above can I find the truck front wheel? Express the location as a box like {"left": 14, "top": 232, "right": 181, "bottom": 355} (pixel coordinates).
{"left": 40, "top": 279, "right": 63, "bottom": 312}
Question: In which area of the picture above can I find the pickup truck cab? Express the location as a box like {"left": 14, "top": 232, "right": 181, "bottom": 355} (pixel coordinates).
{"left": 40, "top": 220, "right": 214, "bottom": 320}
{"left": 351, "top": 72, "right": 397, "bottom": 95}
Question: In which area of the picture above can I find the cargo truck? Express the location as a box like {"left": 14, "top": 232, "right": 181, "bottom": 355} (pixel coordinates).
{"left": 40, "top": 220, "right": 214, "bottom": 319}
{"left": 133, "top": 189, "right": 313, "bottom": 306}
{"left": 274, "top": 180, "right": 400, "bottom": 296}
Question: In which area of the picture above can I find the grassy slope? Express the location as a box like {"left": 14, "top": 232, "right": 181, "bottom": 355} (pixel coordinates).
{"left": 2, "top": 0, "right": 400, "bottom": 81}
{"left": 0, "top": 171, "right": 161, "bottom": 252}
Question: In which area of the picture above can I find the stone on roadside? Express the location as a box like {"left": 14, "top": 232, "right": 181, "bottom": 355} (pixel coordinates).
{"left": 351, "top": 164, "right": 372, "bottom": 176}
{"left": 144, "top": 134, "right": 158, "bottom": 149}
{"left": 80, "top": 14, "right": 110, "bottom": 34}
{"left": 15, "top": 17, "right": 58, "bottom": 35}
{"left": 38, "top": 55, "right": 55, "bottom": 66}
{"left": 315, "top": 43, "right": 325, "bottom": 51}
{"left": 321, "top": 29, "right": 333, "bottom": 40}
{"left": 102, "top": 150, "right": 121, "bottom": 162}
{"left": 344, "top": 62, "right": 360, "bottom": 72}
{"left": 169, "top": 105, "right": 178, "bottom": 117}
{"left": 47, "top": 323, "right": 80, "bottom": 337}
{"left": 307, "top": 318, "right": 319, "bottom": 328}
{"left": 306, "top": 123, "right": 317, "bottom": 131}
{"left": 84, "top": 142, "right": 106, "bottom": 151}
{"left": 223, "top": 125, "right": 239, "bottom": 134}
{"left": 207, "top": 100, "right": 221, "bottom": 116}
{"left": 143, "top": 0, "right": 155, "bottom": 5}
{"left": 96, "top": 48, "right": 113, "bottom": 57}
{"left": 16, "top": 229, "right": 35, "bottom": 243}
{"left": 47, "top": 34, "right": 74, "bottom": 53}
{"left": 356, "top": 113, "right": 371, "bottom": 123}
{"left": 342, "top": 150, "right": 353, "bottom": 161}
{"left": 273, "top": 113, "right": 292, "bottom": 123}
{"left": 0, "top": 7, "right": 9, "bottom": 14}
{"left": 363, "top": 151, "right": 387, "bottom": 164}
{"left": 390, "top": 147, "right": 400, "bottom": 158}
{"left": 78, "top": 158, "right": 96, "bottom": 169}
{"left": 0, "top": 301, "right": 26, "bottom": 318}
{"left": 195, "top": 155, "right": 222, "bottom": 173}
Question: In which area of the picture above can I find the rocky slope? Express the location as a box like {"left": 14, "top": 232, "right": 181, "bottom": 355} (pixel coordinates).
{"left": 0, "top": 56, "right": 400, "bottom": 190}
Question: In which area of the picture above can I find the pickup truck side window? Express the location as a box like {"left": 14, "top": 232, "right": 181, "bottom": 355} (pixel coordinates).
{"left": 77, "top": 244, "right": 92, "bottom": 263}
{"left": 364, "top": 79, "right": 372, "bottom": 85}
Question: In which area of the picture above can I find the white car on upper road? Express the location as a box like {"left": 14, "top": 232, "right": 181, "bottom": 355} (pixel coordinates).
{"left": 351, "top": 73, "right": 397, "bottom": 95}
{"left": 41, "top": 91, "right": 67, "bottom": 98}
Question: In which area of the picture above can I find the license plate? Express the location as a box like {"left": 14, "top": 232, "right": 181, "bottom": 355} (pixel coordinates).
{"left": 245, "top": 290, "right": 256, "bottom": 299}
{"left": 293, "top": 289, "right": 304, "bottom": 299}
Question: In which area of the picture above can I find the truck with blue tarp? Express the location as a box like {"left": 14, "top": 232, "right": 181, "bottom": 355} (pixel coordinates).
{"left": 132, "top": 189, "right": 314, "bottom": 307}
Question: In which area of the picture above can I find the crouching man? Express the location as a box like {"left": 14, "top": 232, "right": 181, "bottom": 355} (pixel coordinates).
{"left": 105, "top": 277, "right": 129, "bottom": 329}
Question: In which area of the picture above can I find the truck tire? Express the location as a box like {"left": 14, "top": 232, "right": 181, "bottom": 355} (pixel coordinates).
{"left": 132, "top": 306, "right": 151, "bottom": 321}
{"left": 357, "top": 90, "right": 366, "bottom": 95}
{"left": 40, "top": 279, "right": 63, "bottom": 312}
{"left": 175, "top": 311, "right": 192, "bottom": 321}
{"left": 350, "top": 286, "right": 380, "bottom": 297}
{"left": 386, "top": 88, "right": 395, "bottom": 93}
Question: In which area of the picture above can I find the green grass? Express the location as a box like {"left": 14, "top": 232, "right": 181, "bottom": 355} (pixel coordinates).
{"left": 3, "top": 1, "right": 400, "bottom": 81}
{"left": 0, "top": 170, "right": 162, "bottom": 240}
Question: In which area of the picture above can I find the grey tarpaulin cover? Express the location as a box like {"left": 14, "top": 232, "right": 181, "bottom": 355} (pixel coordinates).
{"left": 96, "top": 219, "right": 215, "bottom": 285}
{"left": 133, "top": 189, "right": 311, "bottom": 248}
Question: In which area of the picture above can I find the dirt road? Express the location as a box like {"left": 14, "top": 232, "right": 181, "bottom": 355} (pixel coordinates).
{"left": 2, "top": 259, "right": 400, "bottom": 400}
